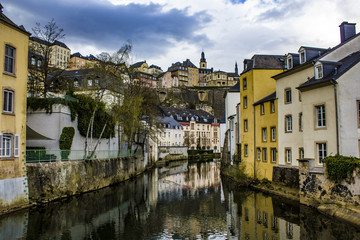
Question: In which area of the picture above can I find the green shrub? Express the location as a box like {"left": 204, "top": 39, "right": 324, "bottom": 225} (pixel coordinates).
{"left": 323, "top": 155, "right": 360, "bottom": 182}
{"left": 59, "top": 127, "right": 75, "bottom": 160}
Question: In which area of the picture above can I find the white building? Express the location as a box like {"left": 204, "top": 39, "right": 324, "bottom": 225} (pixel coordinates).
{"left": 158, "top": 117, "right": 183, "bottom": 147}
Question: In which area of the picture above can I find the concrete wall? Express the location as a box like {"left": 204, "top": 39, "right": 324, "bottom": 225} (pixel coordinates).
{"left": 158, "top": 146, "right": 188, "bottom": 160}
{"left": 26, "top": 156, "right": 148, "bottom": 203}
{"left": 299, "top": 159, "right": 360, "bottom": 206}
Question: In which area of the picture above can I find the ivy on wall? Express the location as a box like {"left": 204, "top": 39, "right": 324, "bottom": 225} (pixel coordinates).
{"left": 27, "top": 95, "right": 115, "bottom": 139}
{"left": 323, "top": 155, "right": 360, "bottom": 182}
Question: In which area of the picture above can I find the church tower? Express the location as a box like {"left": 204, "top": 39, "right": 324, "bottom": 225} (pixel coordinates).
{"left": 200, "top": 51, "right": 207, "bottom": 69}
{"left": 235, "top": 62, "right": 238, "bottom": 75}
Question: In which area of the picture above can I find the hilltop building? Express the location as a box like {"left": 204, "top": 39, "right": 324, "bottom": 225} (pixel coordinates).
{"left": 0, "top": 4, "right": 31, "bottom": 210}
{"left": 68, "top": 52, "right": 97, "bottom": 70}
{"left": 198, "top": 51, "right": 213, "bottom": 86}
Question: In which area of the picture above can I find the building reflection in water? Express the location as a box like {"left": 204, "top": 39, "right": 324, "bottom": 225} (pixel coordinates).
{"left": 0, "top": 161, "right": 360, "bottom": 239}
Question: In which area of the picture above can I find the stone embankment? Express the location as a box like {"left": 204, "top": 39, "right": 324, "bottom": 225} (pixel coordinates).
{"left": 27, "top": 157, "right": 148, "bottom": 203}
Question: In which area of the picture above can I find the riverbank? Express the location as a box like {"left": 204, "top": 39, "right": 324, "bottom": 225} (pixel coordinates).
{"left": 220, "top": 164, "right": 360, "bottom": 228}
{"left": 0, "top": 156, "right": 154, "bottom": 217}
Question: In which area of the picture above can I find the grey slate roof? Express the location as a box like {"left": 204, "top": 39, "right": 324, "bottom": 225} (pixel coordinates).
{"left": 159, "top": 106, "right": 217, "bottom": 124}
{"left": 131, "top": 61, "right": 146, "bottom": 68}
{"left": 297, "top": 51, "right": 360, "bottom": 91}
{"left": 183, "top": 59, "right": 197, "bottom": 68}
{"left": 158, "top": 117, "right": 183, "bottom": 129}
{"left": 242, "top": 55, "right": 285, "bottom": 74}
{"left": 253, "top": 91, "right": 276, "bottom": 106}
{"left": 30, "top": 36, "right": 70, "bottom": 49}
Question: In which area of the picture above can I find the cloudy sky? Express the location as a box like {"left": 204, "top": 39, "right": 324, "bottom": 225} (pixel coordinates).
{"left": 2, "top": 0, "right": 360, "bottom": 72}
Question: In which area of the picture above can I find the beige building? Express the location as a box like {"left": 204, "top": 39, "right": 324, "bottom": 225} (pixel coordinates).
{"left": 0, "top": 4, "right": 30, "bottom": 210}
{"left": 29, "top": 36, "right": 70, "bottom": 69}
{"left": 275, "top": 22, "right": 360, "bottom": 167}
{"left": 68, "top": 52, "right": 97, "bottom": 70}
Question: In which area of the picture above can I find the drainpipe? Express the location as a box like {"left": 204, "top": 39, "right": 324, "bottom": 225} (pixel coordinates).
{"left": 253, "top": 105, "right": 256, "bottom": 179}
{"left": 330, "top": 79, "right": 340, "bottom": 154}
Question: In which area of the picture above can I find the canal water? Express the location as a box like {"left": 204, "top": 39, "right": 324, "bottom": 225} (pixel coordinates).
{"left": 1, "top": 161, "right": 360, "bottom": 240}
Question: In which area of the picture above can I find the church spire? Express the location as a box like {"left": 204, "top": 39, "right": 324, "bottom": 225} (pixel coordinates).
{"left": 235, "top": 61, "right": 238, "bottom": 75}
{"left": 200, "top": 51, "right": 207, "bottom": 69}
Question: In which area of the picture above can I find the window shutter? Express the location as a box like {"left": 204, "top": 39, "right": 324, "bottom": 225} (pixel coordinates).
{"left": 14, "top": 134, "right": 20, "bottom": 157}
{"left": 0, "top": 133, "right": 3, "bottom": 157}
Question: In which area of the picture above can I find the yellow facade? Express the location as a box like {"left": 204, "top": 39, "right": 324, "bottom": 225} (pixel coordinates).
{"left": 240, "top": 68, "right": 283, "bottom": 180}
{"left": 68, "top": 56, "right": 96, "bottom": 70}
{"left": 0, "top": 9, "right": 30, "bottom": 208}
{"left": 187, "top": 67, "right": 199, "bottom": 86}
{"left": 205, "top": 71, "right": 237, "bottom": 87}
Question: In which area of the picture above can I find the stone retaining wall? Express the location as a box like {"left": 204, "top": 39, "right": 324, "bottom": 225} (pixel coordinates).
{"left": 299, "top": 158, "right": 360, "bottom": 206}
{"left": 272, "top": 165, "right": 299, "bottom": 189}
{"left": 26, "top": 157, "right": 147, "bottom": 203}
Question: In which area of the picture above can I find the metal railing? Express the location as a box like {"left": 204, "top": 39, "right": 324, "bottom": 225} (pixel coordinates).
{"left": 26, "top": 149, "right": 143, "bottom": 163}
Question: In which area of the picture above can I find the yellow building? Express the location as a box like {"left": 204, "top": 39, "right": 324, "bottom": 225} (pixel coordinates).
{"left": 68, "top": 52, "right": 97, "bottom": 70}
{"left": 240, "top": 55, "right": 284, "bottom": 180}
{"left": 253, "top": 92, "right": 278, "bottom": 180}
{"left": 0, "top": 4, "right": 30, "bottom": 209}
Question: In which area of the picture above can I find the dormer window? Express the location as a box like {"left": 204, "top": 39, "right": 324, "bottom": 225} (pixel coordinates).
{"left": 315, "top": 63, "right": 323, "bottom": 79}
{"left": 300, "top": 50, "right": 306, "bottom": 64}
{"left": 287, "top": 55, "right": 293, "bottom": 70}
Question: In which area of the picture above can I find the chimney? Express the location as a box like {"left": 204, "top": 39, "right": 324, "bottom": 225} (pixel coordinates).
{"left": 339, "top": 21, "right": 356, "bottom": 43}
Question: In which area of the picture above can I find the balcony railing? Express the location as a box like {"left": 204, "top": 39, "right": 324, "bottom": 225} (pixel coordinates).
{"left": 26, "top": 149, "right": 143, "bottom": 163}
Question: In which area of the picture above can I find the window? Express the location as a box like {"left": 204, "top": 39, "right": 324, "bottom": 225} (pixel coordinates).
{"left": 299, "top": 112, "right": 303, "bottom": 131}
{"left": 262, "top": 148, "right": 267, "bottom": 162}
{"left": 262, "top": 128, "right": 267, "bottom": 142}
{"left": 317, "top": 143, "right": 327, "bottom": 165}
{"left": 270, "top": 127, "right": 276, "bottom": 141}
{"left": 3, "top": 90, "right": 14, "bottom": 113}
{"left": 244, "top": 119, "right": 248, "bottom": 132}
{"left": 4, "top": 45, "right": 15, "bottom": 74}
{"left": 285, "top": 115, "right": 292, "bottom": 132}
{"left": 243, "top": 96, "right": 248, "bottom": 108}
{"left": 287, "top": 56, "right": 293, "bottom": 69}
{"left": 271, "top": 101, "right": 275, "bottom": 113}
{"left": 358, "top": 101, "right": 360, "bottom": 128}
{"left": 285, "top": 148, "right": 292, "bottom": 164}
{"left": 315, "top": 105, "right": 326, "bottom": 128}
{"left": 299, "top": 148, "right": 304, "bottom": 159}
{"left": 315, "top": 64, "right": 323, "bottom": 79}
{"left": 0, "top": 134, "right": 12, "bottom": 157}
{"left": 271, "top": 148, "right": 277, "bottom": 162}
{"left": 285, "top": 88, "right": 292, "bottom": 104}
{"left": 300, "top": 51, "right": 306, "bottom": 64}
{"left": 243, "top": 77, "right": 247, "bottom": 90}
{"left": 298, "top": 91, "right": 302, "bottom": 102}
{"left": 14, "top": 134, "right": 19, "bottom": 157}
{"left": 257, "top": 148, "right": 261, "bottom": 160}
{"left": 244, "top": 144, "right": 248, "bottom": 157}
{"left": 88, "top": 79, "right": 93, "bottom": 87}
{"left": 260, "top": 104, "right": 265, "bottom": 115}
{"left": 286, "top": 222, "right": 294, "bottom": 239}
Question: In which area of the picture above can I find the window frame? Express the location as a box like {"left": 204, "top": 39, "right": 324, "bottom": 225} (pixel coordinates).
{"left": 299, "top": 147, "right": 304, "bottom": 159}
{"left": 271, "top": 127, "right": 276, "bottom": 142}
{"left": 243, "top": 77, "right": 247, "bottom": 90}
{"left": 262, "top": 148, "right": 267, "bottom": 162}
{"left": 244, "top": 144, "right": 248, "bottom": 157}
{"left": 270, "top": 101, "right": 275, "bottom": 113}
{"left": 1, "top": 134, "right": 12, "bottom": 157}
{"left": 317, "top": 142, "right": 327, "bottom": 165}
{"left": 285, "top": 148, "right": 292, "bottom": 164}
{"left": 285, "top": 88, "right": 292, "bottom": 104}
{"left": 243, "top": 96, "right": 248, "bottom": 109}
{"left": 315, "top": 64, "right": 323, "bottom": 79}
{"left": 271, "top": 148, "right": 277, "bottom": 163}
{"left": 315, "top": 104, "right": 326, "bottom": 128}
{"left": 244, "top": 119, "right": 248, "bottom": 132}
{"left": 257, "top": 147, "right": 261, "bottom": 161}
{"left": 299, "top": 112, "right": 303, "bottom": 131}
{"left": 3, "top": 89, "right": 14, "bottom": 113}
{"left": 262, "top": 127, "right": 267, "bottom": 142}
{"left": 260, "top": 104, "right": 265, "bottom": 115}
{"left": 4, "top": 45, "right": 16, "bottom": 74}
{"left": 285, "top": 115, "right": 292, "bottom": 133}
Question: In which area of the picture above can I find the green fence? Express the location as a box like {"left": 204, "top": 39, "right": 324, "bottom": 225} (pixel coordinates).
{"left": 26, "top": 149, "right": 143, "bottom": 163}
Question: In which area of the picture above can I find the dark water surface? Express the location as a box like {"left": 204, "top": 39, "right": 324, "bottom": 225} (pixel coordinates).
{"left": 1, "top": 161, "right": 360, "bottom": 239}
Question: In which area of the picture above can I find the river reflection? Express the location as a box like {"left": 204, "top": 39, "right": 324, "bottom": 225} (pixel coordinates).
{"left": 0, "top": 160, "right": 360, "bottom": 239}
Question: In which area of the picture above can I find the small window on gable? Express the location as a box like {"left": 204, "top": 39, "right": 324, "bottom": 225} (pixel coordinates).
{"left": 315, "top": 64, "right": 323, "bottom": 79}
{"left": 287, "top": 56, "right": 293, "bottom": 70}
{"left": 300, "top": 50, "right": 306, "bottom": 64}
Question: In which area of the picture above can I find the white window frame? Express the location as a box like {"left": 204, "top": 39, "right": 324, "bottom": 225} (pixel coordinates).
{"left": 285, "top": 115, "right": 292, "bottom": 132}
{"left": 300, "top": 50, "right": 306, "bottom": 64}
{"left": 1, "top": 134, "right": 12, "bottom": 157}
{"left": 257, "top": 148, "right": 261, "bottom": 160}
{"left": 271, "top": 101, "right": 275, "bottom": 113}
{"left": 5, "top": 45, "right": 15, "bottom": 74}
{"left": 285, "top": 88, "right": 292, "bottom": 104}
{"left": 299, "top": 147, "right": 304, "bottom": 159}
{"left": 315, "top": 63, "right": 323, "bottom": 79}
{"left": 315, "top": 105, "right": 326, "bottom": 128}
{"left": 244, "top": 144, "right": 248, "bottom": 157}
{"left": 317, "top": 143, "right": 327, "bottom": 165}
{"left": 244, "top": 119, "right": 248, "bottom": 132}
{"left": 299, "top": 112, "right": 303, "bottom": 131}
{"left": 271, "top": 127, "right": 276, "bottom": 141}
{"left": 244, "top": 96, "right": 248, "bottom": 108}
{"left": 287, "top": 55, "right": 293, "bottom": 70}
{"left": 243, "top": 77, "right": 247, "bottom": 90}
{"left": 260, "top": 104, "right": 265, "bottom": 115}
{"left": 3, "top": 90, "right": 14, "bottom": 113}
{"left": 14, "top": 134, "right": 20, "bottom": 157}
{"left": 262, "top": 128, "right": 267, "bottom": 142}
{"left": 286, "top": 148, "right": 292, "bottom": 164}
{"left": 271, "top": 148, "right": 277, "bottom": 162}
{"left": 262, "top": 148, "right": 267, "bottom": 162}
